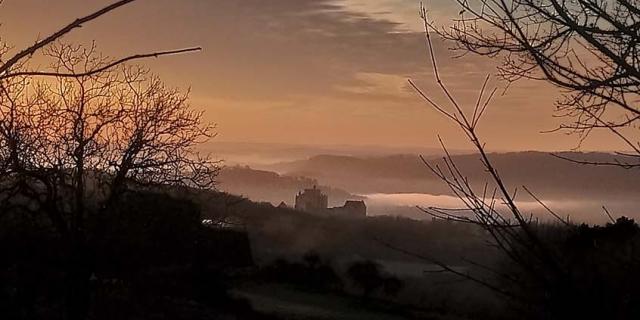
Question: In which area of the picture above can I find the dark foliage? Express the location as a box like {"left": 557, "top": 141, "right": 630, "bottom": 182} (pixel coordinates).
{"left": 0, "top": 190, "right": 257, "bottom": 319}
{"left": 259, "top": 251, "right": 344, "bottom": 293}
{"left": 506, "top": 217, "right": 640, "bottom": 319}
{"left": 346, "top": 260, "right": 403, "bottom": 299}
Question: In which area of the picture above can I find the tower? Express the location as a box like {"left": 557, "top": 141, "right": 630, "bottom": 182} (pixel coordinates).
{"left": 294, "top": 185, "right": 328, "bottom": 213}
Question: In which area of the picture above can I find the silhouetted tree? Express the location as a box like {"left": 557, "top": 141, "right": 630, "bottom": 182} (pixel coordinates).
{"left": 0, "top": 2, "right": 205, "bottom": 319}
{"left": 399, "top": 5, "right": 640, "bottom": 319}
{"left": 261, "top": 253, "right": 343, "bottom": 293}
{"left": 0, "top": 43, "right": 216, "bottom": 319}
{"left": 431, "top": 0, "right": 640, "bottom": 167}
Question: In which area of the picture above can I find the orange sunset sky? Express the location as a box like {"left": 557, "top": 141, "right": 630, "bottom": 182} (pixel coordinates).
{"left": 0, "top": 0, "right": 624, "bottom": 152}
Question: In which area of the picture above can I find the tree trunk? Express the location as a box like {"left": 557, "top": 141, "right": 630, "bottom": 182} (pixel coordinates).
{"left": 65, "top": 240, "right": 92, "bottom": 320}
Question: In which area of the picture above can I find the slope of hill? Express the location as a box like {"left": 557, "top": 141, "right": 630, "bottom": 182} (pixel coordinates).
{"left": 264, "top": 152, "right": 640, "bottom": 199}
{"left": 217, "top": 166, "right": 362, "bottom": 207}
{"left": 204, "top": 141, "right": 468, "bottom": 166}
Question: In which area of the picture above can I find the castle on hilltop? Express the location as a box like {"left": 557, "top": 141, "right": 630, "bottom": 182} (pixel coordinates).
{"left": 293, "top": 186, "right": 366, "bottom": 218}
{"left": 294, "top": 186, "right": 328, "bottom": 213}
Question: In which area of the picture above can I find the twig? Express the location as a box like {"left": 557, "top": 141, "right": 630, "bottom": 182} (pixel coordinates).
{"left": 0, "top": 0, "right": 138, "bottom": 76}
{"left": 2, "top": 47, "right": 202, "bottom": 79}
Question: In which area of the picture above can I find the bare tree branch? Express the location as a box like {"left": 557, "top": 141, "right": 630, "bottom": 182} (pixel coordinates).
{"left": 433, "top": 0, "right": 640, "bottom": 168}
{"left": 0, "top": 0, "right": 138, "bottom": 76}
{"left": 1, "top": 47, "right": 202, "bottom": 79}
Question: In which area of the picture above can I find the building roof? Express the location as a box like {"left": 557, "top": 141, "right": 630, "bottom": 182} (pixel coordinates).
{"left": 344, "top": 200, "right": 366, "bottom": 208}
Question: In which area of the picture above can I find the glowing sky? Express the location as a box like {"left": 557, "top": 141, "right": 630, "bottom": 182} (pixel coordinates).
{"left": 0, "top": 0, "right": 623, "bottom": 151}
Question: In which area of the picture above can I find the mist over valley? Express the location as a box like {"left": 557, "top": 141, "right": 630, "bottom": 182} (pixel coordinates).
{"left": 217, "top": 149, "right": 639, "bottom": 223}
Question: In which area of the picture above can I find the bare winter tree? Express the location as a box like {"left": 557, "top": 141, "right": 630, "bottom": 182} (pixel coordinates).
{"left": 400, "top": 5, "right": 562, "bottom": 306}
{"left": 0, "top": 2, "right": 209, "bottom": 318}
{"left": 0, "top": 1, "right": 209, "bottom": 240}
{"left": 429, "top": 0, "right": 640, "bottom": 168}
{"left": 0, "top": 42, "right": 217, "bottom": 319}
{"left": 388, "top": 5, "right": 640, "bottom": 318}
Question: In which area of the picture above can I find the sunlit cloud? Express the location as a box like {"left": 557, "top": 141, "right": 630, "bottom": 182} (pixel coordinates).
{"left": 0, "top": 0, "right": 620, "bottom": 151}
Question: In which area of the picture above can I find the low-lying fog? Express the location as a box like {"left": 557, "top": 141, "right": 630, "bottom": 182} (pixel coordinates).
{"left": 364, "top": 193, "right": 638, "bottom": 224}
{"left": 216, "top": 147, "right": 640, "bottom": 225}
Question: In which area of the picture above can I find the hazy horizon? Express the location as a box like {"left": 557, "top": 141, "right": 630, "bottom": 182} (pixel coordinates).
{"left": 206, "top": 140, "right": 625, "bottom": 167}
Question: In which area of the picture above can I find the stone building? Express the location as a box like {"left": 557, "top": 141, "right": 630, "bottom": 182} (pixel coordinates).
{"left": 294, "top": 186, "right": 328, "bottom": 213}
{"left": 277, "top": 201, "right": 289, "bottom": 209}
{"left": 294, "top": 187, "right": 366, "bottom": 218}
{"left": 328, "top": 200, "right": 367, "bottom": 218}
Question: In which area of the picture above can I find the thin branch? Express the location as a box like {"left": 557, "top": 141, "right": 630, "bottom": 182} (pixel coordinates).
{"left": 522, "top": 185, "right": 570, "bottom": 226}
{"left": 0, "top": 0, "right": 138, "bottom": 76}
{"left": 2, "top": 47, "right": 202, "bottom": 79}
{"left": 375, "top": 238, "right": 522, "bottom": 301}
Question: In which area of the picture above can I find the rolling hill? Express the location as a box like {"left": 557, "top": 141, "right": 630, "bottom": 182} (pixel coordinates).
{"left": 263, "top": 152, "right": 640, "bottom": 200}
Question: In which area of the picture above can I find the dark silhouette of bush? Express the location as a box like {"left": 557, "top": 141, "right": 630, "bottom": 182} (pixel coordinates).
{"left": 260, "top": 252, "right": 343, "bottom": 293}
{"left": 346, "top": 260, "right": 403, "bottom": 299}
{"left": 495, "top": 217, "right": 640, "bottom": 319}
